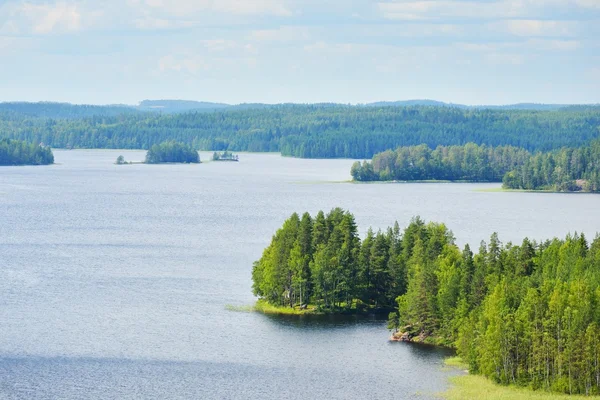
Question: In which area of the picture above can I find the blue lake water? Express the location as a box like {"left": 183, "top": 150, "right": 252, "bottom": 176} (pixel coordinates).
{"left": 1, "top": 150, "right": 599, "bottom": 399}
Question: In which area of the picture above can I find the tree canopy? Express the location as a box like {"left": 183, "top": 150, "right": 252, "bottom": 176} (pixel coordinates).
{"left": 0, "top": 139, "right": 54, "bottom": 166}
{"left": 351, "top": 142, "right": 530, "bottom": 182}
{"left": 144, "top": 141, "right": 200, "bottom": 164}
{"left": 2, "top": 104, "right": 599, "bottom": 159}
{"left": 352, "top": 140, "right": 600, "bottom": 192}
{"left": 503, "top": 138, "right": 600, "bottom": 192}
{"left": 253, "top": 210, "right": 600, "bottom": 395}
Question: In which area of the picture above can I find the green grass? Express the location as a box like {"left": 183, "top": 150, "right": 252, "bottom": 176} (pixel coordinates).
{"left": 442, "top": 357, "right": 596, "bottom": 399}
{"left": 254, "top": 300, "right": 319, "bottom": 315}
{"left": 442, "top": 375, "right": 594, "bottom": 400}
{"left": 225, "top": 300, "right": 320, "bottom": 315}
{"left": 444, "top": 356, "right": 469, "bottom": 370}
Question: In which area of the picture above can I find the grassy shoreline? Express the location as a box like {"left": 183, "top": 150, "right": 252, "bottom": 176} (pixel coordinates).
{"left": 442, "top": 358, "right": 595, "bottom": 399}
{"left": 226, "top": 300, "right": 392, "bottom": 316}
{"left": 226, "top": 300, "right": 321, "bottom": 315}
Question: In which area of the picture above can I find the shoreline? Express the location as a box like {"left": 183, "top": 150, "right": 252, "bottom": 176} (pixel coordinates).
{"left": 226, "top": 300, "right": 393, "bottom": 316}
{"left": 441, "top": 358, "right": 593, "bottom": 399}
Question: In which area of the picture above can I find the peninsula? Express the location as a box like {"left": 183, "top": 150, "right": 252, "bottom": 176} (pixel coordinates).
{"left": 253, "top": 209, "right": 600, "bottom": 396}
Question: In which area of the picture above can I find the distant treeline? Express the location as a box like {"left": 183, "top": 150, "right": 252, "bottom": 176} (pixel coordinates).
{"left": 253, "top": 210, "right": 600, "bottom": 395}
{"left": 352, "top": 140, "right": 600, "bottom": 192}
{"left": 0, "top": 138, "right": 54, "bottom": 166}
{"left": 0, "top": 102, "right": 139, "bottom": 119}
{"left": 2, "top": 104, "right": 600, "bottom": 159}
{"left": 145, "top": 141, "right": 200, "bottom": 164}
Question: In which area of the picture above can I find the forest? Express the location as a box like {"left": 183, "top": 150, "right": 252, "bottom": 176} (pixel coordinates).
{"left": 350, "top": 143, "right": 531, "bottom": 182}
{"left": 252, "top": 209, "right": 600, "bottom": 395}
{"left": 352, "top": 140, "right": 600, "bottom": 192}
{"left": 144, "top": 141, "right": 200, "bottom": 164}
{"left": 503, "top": 138, "right": 600, "bottom": 192}
{"left": 0, "top": 138, "right": 54, "bottom": 166}
{"left": 2, "top": 104, "right": 600, "bottom": 159}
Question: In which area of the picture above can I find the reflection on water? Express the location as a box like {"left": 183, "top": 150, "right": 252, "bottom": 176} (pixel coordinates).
{"left": 260, "top": 311, "right": 389, "bottom": 328}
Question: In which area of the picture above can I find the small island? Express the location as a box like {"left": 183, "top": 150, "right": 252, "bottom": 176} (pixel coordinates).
{"left": 145, "top": 141, "right": 200, "bottom": 164}
{"left": 115, "top": 155, "right": 130, "bottom": 165}
{"left": 212, "top": 151, "right": 239, "bottom": 162}
{"left": 0, "top": 138, "right": 54, "bottom": 166}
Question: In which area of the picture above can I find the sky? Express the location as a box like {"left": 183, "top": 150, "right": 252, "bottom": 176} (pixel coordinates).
{"left": 0, "top": 0, "right": 599, "bottom": 105}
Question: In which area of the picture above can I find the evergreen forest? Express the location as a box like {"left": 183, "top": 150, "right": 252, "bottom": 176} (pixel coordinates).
{"left": 252, "top": 209, "right": 600, "bottom": 395}
{"left": 503, "top": 139, "right": 600, "bottom": 192}
{"left": 144, "top": 141, "right": 200, "bottom": 164}
{"left": 350, "top": 143, "right": 530, "bottom": 182}
{"left": 0, "top": 138, "right": 54, "bottom": 166}
{"left": 2, "top": 104, "right": 600, "bottom": 159}
{"left": 352, "top": 140, "right": 600, "bottom": 192}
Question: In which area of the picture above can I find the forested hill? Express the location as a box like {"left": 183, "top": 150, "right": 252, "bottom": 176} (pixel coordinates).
{"left": 1, "top": 104, "right": 600, "bottom": 158}
{"left": 137, "top": 100, "right": 230, "bottom": 113}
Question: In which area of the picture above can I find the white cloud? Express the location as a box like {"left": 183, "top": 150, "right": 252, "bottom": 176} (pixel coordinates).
{"left": 249, "top": 26, "right": 311, "bottom": 42}
{"left": 456, "top": 37, "right": 582, "bottom": 53}
{"left": 574, "top": 0, "right": 600, "bottom": 9}
{"left": 201, "top": 39, "right": 238, "bottom": 52}
{"left": 0, "top": 1, "right": 110, "bottom": 35}
{"left": 128, "top": 0, "right": 292, "bottom": 17}
{"left": 377, "top": 1, "right": 524, "bottom": 20}
{"left": 213, "top": 0, "right": 292, "bottom": 16}
{"left": 499, "top": 20, "right": 575, "bottom": 37}
{"left": 21, "top": 1, "right": 82, "bottom": 34}
{"left": 377, "top": 0, "right": 600, "bottom": 20}
{"left": 303, "top": 41, "right": 328, "bottom": 52}
{"left": 158, "top": 54, "right": 210, "bottom": 74}
{"left": 486, "top": 52, "right": 525, "bottom": 65}
{"left": 455, "top": 42, "right": 497, "bottom": 52}
{"left": 357, "top": 23, "right": 465, "bottom": 38}
{"left": 525, "top": 38, "right": 581, "bottom": 50}
{"left": 133, "top": 16, "right": 196, "bottom": 30}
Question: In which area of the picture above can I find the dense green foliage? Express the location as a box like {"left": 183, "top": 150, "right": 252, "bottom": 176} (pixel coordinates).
{"left": 503, "top": 139, "right": 600, "bottom": 192}
{"left": 252, "top": 209, "right": 406, "bottom": 311}
{"left": 0, "top": 138, "right": 54, "bottom": 166}
{"left": 144, "top": 141, "right": 200, "bottom": 164}
{"left": 351, "top": 143, "right": 530, "bottom": 181}
{"left": 253, "top": 210, "right": 600, "bottom": 395}
{"left": 353, "top": 140, "right": 600, "bottom": 192}
{"left": 2, "top": 105, "right": 599, "bottom": 158}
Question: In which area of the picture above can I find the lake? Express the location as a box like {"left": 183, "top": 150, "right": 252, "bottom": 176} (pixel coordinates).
{"left": 1, "top": 150, "right": 599, "bottom": 399}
